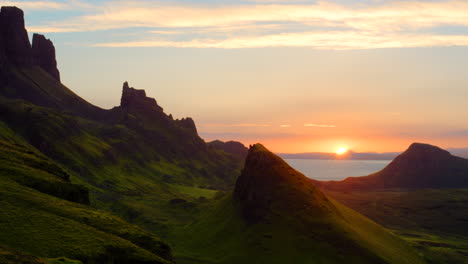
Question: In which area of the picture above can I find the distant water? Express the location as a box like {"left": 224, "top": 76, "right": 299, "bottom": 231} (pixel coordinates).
{"left": 285, "top": 159, "right": 391, "bottom": 181}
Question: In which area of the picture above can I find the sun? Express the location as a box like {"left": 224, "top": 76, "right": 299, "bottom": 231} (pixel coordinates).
{"left": 336, "top": 147, "right": 348, "bottom": 155}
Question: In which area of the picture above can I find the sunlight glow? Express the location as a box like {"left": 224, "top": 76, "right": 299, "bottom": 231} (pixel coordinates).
{"left": 336, "top": 147, "right": 348, "bottom": 155}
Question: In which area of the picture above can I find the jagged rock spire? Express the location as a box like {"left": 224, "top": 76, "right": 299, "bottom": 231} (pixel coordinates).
{"left": 32, "top": 33, "right": 60, "bottom": 81}
{"left": 0, "top": 6, "right": 33, "bottom": 66}
{"left": 0, "top": 6, "right": 60, "bottom": 80}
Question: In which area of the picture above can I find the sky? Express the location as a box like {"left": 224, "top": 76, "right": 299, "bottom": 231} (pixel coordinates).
{"left": 8, "top": 0, "right": 468, "bottom": 153}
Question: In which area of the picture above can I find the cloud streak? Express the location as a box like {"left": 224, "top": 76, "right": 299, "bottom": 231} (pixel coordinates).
{"left": 200, "top": 123, "right": 271, "bottom": 127}
{"left": 3, "top": 0, "right": 91, "bottom": 10}
{"left": 92, "top": 32, "right": 468, "bottom": 49}
{"left": 304, "top": 123, "right": 336, "bottom": 128}
{"left": 23, "top": 0, "right": 468, "bottom": 49}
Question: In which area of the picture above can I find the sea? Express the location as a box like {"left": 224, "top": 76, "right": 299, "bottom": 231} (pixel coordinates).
{"left": 285, "top": 159, "right": 392, "bottom": 181}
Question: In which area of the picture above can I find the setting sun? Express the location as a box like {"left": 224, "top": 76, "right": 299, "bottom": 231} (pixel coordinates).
{"left": 336, "top": 147, "right": 348, "bottom": 155}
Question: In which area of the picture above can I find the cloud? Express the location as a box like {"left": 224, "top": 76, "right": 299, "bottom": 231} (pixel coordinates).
{"left": 92, "top": 32, "right": 468, "bottom": 49}
{"left": 24, "top": 0, "right": 468, "bottom": 49}
{"left": 2, "top": 1, "right": 65, "bottom": 9}
{"left": 304, "top": 123, "right": 336, "bottom": 128}
{"left": 280, "top": 124, "right": 292, "bottom": 127}
{"left": 199, "top": 123, "right": 271, "bottom": 127}
{"left": 2, "top": 0, "right": 91, "bottom": 10}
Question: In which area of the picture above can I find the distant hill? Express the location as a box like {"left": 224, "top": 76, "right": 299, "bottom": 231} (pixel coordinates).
{"left": 314, "top": 143, "right": 468, "bottom": 190}
{"left": 171, "top": 144, "right": 425, "bottom": 264}
{"left": 447, "top": 147, "right": 468, "bottom": 159}
{"left": 207, "top": 140, "right": 248, "bottom": 160}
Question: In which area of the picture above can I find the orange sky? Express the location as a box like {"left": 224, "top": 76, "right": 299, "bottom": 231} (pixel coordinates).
{"left": 21, "top": 0, "right": 468, "bottom": 153}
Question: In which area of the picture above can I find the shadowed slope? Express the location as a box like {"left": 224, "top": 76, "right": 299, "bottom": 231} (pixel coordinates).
{"left": 314, "top": 143, "right": 468, "bottom": 191}
{"left": 234, "top": 144, "right": 336, "bottom": 223}
{"left": 0, "top": 123, "right": 173, "bottom": 264}
{"left": 171, "top": 144, "right": 425, "bottom": 264}
{"left": 207, "top": 140, "right": 248, "bottom": 160}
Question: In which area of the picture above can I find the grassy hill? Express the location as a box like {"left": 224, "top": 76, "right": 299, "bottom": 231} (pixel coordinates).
{"left": 0, "top": 66, "right": 245, "bottom": 234}
{"left": 322, "top": 188, "right": 468, "bottom": 264}
{"left": 0, "top": 8, "right": 246, "bottom": 261}
{"left": 0, "top": 122, "right": 173, "bottom": 263}
{"left": 0, "top": 6, "right": 449, "bottom": 264}
{"left": 169, "top": 144, "right": 425, "bottom": 264}
{"left": 314, "top": 143, "right": 468, "bottom": 191}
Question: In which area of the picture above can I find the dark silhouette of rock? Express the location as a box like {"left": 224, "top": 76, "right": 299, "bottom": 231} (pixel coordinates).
{"left": 314, "top": 142, "right": 468, "bottom": 190}
{"left": 0, "top": 22, "right": 5, "bottom": 72}
{"left": 0, "top": 6, "right": 33, "bottom": 66}
{"left": 176, "top": 117, "right": 197, "bottom": 134}
{"left": 234, "top": 144, "right": 335, "bottom": 223}
{"left": 120, "top": 81, "right": 163, "bottom": 111}
{"left": 0, "top": 6, "right": 60, "bottom": 80}
{"left": 208, "top": 140, "right": 248, "bottom": 159}
{"left": 32, "top": 33, "right": 60, "bottom": 81}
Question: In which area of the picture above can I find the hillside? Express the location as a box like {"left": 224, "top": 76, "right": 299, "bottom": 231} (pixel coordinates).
{"left": 170, "top": 144, "right": 425, "bottom": 264}
{"left": 0, "top": 121, "right": 172, "bottom": 263}
{"left": 314, "top": 143, "right": 468, "bottom": 191}
{"left": 207, "top": 140, "right": 248, "bottom": 160}
{"left": 0, "top": 6, "right": 246, "bottom": 235}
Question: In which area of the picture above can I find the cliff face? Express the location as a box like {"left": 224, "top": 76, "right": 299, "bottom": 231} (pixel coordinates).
{"left": 121, "top": 81, "right": 162, "bottom": 111}
{"left": 32, "top": 33, "right": 60, "bottom": 81}
{"left": 117, "top": 81, "right": 202, "bottom": 140}
{"left": 0, "top": 6, "right": 32, "bottom": 66}
{"left": 0, "top": 6, "right": 60, "bottom": 80}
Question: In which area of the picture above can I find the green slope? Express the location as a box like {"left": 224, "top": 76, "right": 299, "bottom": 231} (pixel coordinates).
{"left": 169, "top": 144, "right": 425, "bottom": 264}
{"left": 0, "top": 67, "right": 244, "bottom": 233}
{"left": 0, "top": 125, "right": 173, "bottom": 263}
{"left": 1, "top": 9, "right": 245, "bottom": 237}
{"left": 323, "top": 189, "right": 468, "bottom": 264}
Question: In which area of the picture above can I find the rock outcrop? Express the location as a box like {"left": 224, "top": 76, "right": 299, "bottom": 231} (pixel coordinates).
{"left": 32, "top": 33, "right": 60, "bottom": 81}
{"left": 0, "top": 6, "right": 32, "bottom": 66}
{"left": 176, "top": 117, "right": 197, "bottom": 134}
{"left": 314, "top": 142, "right": 468, "bottom": 190}
{"left": 118, "top": 81, "right": 202, "bottom": 142}
{"left": 120, "top": 81, "right": 163, "bottom": 111}
{"left": 0, "top": 6, "right": 60, "bottom": 80}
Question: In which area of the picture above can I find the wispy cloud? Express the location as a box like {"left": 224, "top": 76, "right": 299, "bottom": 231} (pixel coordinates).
{"left": 92, "top": 32, "right": 468, "bottom": 49}
{"left": 280, "top": 124, "right": 292, "bottom": 127}
{"left": 2, "top": 1, "right": 66, "bottom": 9}
{"left": 200, "top": 123, "right": 271, "bottom": 127}
{"left": 23, "top": 0, "right": 468, "bottom": 49}
{"left": 304, "top": 123, "right": 336, "bottom": 128}
{"left": 3, "top": 0, "right": 91, "bottom": 10}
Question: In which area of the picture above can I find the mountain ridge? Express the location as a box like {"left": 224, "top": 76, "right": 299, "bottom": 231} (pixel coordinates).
{"left": 0, "top": 6, "right": 246, "bottom": 263}
{"left": 313, "top": 142, "right": 468, "bottom": 190}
